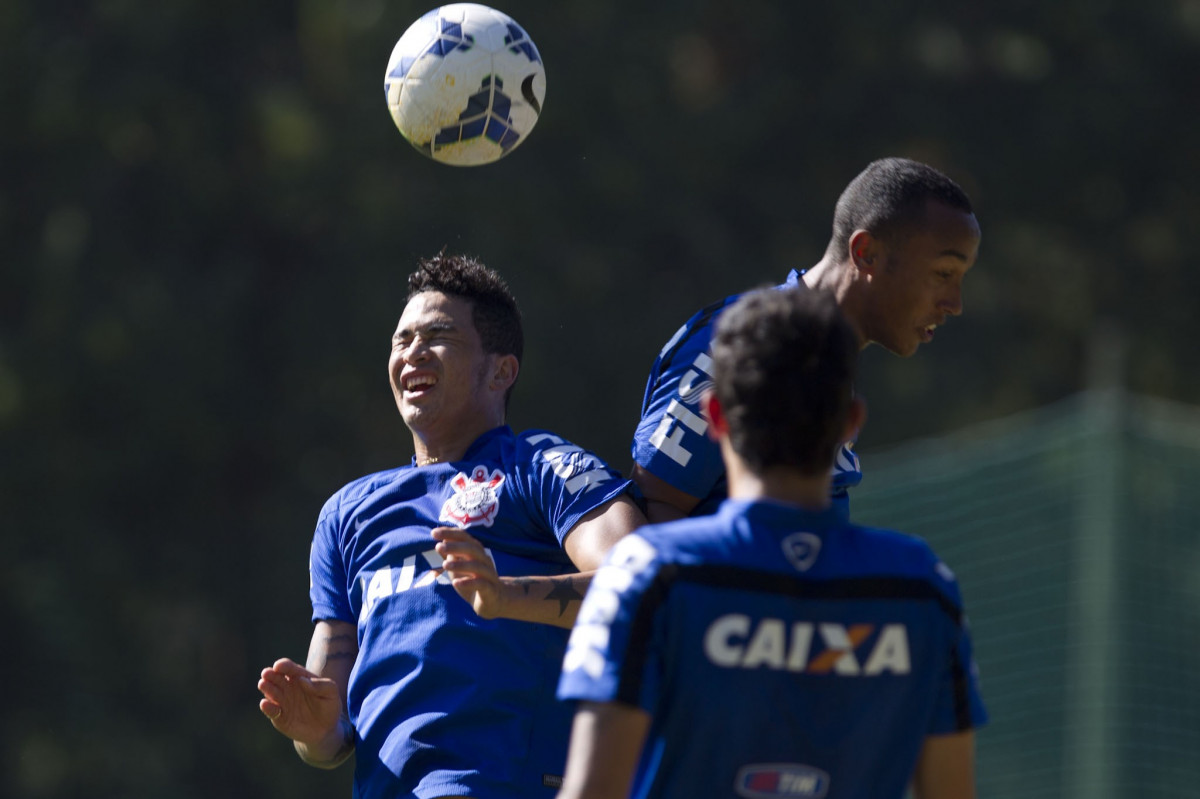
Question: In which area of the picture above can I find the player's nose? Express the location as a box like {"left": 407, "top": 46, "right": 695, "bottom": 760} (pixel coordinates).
{"left": 939, "top": 285, "right": 963, "bottom": 317}
{"left": 401, "top": 336, "right": 433, "bottom": 363}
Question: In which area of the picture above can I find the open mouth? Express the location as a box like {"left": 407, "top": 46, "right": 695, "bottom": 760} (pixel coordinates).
{"left": 402, "top": 373, "right": 438, "bottom": 395}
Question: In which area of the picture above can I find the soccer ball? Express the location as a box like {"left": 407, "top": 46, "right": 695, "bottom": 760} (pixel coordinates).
{"left": 384, "top": 4, "right": 546, "bottom": 166}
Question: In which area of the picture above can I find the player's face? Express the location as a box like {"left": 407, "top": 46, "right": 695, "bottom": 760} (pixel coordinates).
{"left": 389, "top": 291, "right": 498, "bottom": 437}
{"left": 864, "top": 201, "right": 981, "bottom": 357}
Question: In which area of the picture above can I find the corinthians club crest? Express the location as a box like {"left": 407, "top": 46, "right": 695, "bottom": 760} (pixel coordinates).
{"left": 440, "top": 466, "right": 506, "bottom": 528}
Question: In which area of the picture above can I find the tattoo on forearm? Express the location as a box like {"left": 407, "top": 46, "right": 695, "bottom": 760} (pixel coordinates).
{"left": 312, "top": 632, "right": 356, "bottom": 672}
{"left": 545, "top": 577, "right": 587, "bottom": 617}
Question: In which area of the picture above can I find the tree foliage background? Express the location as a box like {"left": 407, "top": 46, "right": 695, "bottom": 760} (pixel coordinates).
{"left": 3, "top": 0, "right": 1198, "bottom": 796}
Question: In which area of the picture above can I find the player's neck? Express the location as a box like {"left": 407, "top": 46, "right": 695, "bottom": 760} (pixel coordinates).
{"left": 801, "top": 256, "right": 850, "bottom": 295}
{"left": 724, "top": 446, "right": 832, "bottom": 511}
{"left": 411, "top": 419, "right": 504, "bottom": 467}
{"left": 802, "top": 258, "right": 868, "bottom": 350}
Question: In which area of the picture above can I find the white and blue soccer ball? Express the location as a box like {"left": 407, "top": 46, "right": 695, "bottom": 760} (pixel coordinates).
{"left": 384, "top": 4, "right": 546, "bottom": 166}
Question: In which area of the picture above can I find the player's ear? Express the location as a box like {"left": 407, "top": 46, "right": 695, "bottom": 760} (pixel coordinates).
{"left": 848, "top": 230, "right": 880, "bottom": 275}
{"left": 701, "top": 389, "right": 727, "bottom": 441}
{"left": 842, "top": 395, "right": 867, "bottom": 444}
{"left": 490, "top": 354, "right": 519, "bottom": 394}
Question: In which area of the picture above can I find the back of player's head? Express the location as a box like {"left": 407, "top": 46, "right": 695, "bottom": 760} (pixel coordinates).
{"left": 826, "top": 157, "right": 974, "bottom": 259}
{"left": 712, "top": 288, "right": 858, "bottom": 475}
{"left": 407, "top": 251, "right": 525, "bottom": 363}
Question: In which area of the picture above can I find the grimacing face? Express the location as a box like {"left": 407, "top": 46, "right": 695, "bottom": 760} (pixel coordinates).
{"left": 388, "top": 291, "right": 499, "bottom": 437}
{"left": 863, "top": 201, "right": 981, "bottom": 357}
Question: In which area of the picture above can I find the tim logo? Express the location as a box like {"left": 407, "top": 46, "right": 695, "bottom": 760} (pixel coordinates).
{"left": 440, "top": 466, "right": 505, "bottom": 528}
{"left": 735, "top": 764, "right": 830, "bottom": 799}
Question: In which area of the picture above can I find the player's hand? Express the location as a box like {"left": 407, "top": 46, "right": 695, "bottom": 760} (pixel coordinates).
{"left": 257, "top": 658, "right": 345, "bottom": 746}
{"left": 432, "top": 526, "right": 504, "bottom": 619}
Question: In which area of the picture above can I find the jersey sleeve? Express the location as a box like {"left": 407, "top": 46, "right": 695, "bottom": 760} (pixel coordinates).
{"left": 309, "top": 497, "right": 354, "bottom": 624}
{"left": 558, "top": 533, "right": 664, "bottom": 712}
{"left": 832, "top": 443, "right": 863, "bottom": 496}
{"left": 518, "top": 431, "right": 634, "bottom": 544}
{"left": 630, "top": 310, "right": 726, "bottom": 501}
{"left": 926, "top": 559, "right": 989, "bottom": 733}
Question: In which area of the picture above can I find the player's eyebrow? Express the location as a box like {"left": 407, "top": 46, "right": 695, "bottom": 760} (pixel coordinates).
{"left": 939, "top": 248, "right": 971, "bottom": 262}
{"left": 393, "top": 320, "right": 456, "bottom": 342}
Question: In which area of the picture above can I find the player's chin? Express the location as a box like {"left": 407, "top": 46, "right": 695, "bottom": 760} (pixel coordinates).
{"left": 881, "top": 337, "right": 921, "bottom": 358}
{"left": 400, "top": 403, "right": 435, "bottom": 427}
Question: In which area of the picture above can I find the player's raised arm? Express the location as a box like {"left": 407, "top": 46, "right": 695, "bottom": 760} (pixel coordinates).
{"left": 258, "top": 619, "right": 357, "bottom": 768}
{"left": 436, "top": 493, "right": 645, "bottom": 628}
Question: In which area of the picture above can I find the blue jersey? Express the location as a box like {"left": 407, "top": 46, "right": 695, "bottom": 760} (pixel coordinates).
{"left": 309, "top": 425, "right": 632, "bottom": 799}
{"left": 558, "top": 499, "right": 988, "bottom": 799}
{"left": 632, "top": 270, "right": 861, "bottom": 517}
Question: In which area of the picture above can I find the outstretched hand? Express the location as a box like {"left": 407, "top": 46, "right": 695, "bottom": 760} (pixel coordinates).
{"left": 432, "top": 526, "right": 504, "bottom": 619}
{"left": 257, "top": 658, "right": 345, "bottom": 745}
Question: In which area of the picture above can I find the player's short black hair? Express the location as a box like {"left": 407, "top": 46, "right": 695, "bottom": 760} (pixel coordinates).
{"left": 825, "top": 158, "right": 974, "bottom": 259}
{"left": 712, "top": 287, "right": 858, "bottom": 476}
{"left": 406, "top": 251, "right": 524, "bottom": 363}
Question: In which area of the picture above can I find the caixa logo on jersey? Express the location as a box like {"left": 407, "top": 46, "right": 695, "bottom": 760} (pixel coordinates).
{"left": 440, "top": 466, "right": 505, "bottom": 528}
{"left": 735, "top": 763, "right": 830, "bottom": 799}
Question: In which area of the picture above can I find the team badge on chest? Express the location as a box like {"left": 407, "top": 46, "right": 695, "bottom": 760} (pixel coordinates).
{"left": 440, "top": 466, "right": 506, "bottom": 528}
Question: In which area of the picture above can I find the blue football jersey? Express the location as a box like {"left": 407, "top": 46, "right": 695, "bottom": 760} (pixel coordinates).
{"left": 309, "top": 425, "right": 632, "bottom": 799}
{"left": 558, "top": 499, "right": 988, "bottom": 799}
{"left": 632, "top": 270, "right": 862, "bottom": 517}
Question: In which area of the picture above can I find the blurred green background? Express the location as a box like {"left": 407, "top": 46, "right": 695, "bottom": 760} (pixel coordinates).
{"left": 4, "top": 0, "right": 1198, "bottom": 796}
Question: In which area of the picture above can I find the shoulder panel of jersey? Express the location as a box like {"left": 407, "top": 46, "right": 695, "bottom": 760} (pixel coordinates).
{"left": 515, "top": 428, "right": 634, "bottom": 543}
{"left": 309, "top": 464, "right": 411, "bottom": 624}
{"left": 631, "top": 291, "right": 743, "bottom": 501}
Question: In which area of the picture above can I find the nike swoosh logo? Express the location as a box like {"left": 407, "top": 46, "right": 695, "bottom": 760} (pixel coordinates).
{"left": 521, "top": 75, "right": 542, "bottom": 116}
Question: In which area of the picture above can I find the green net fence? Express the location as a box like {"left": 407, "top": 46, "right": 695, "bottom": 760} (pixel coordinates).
{"left": 853, "top": 390, "right": 1200, "bottom": 798}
